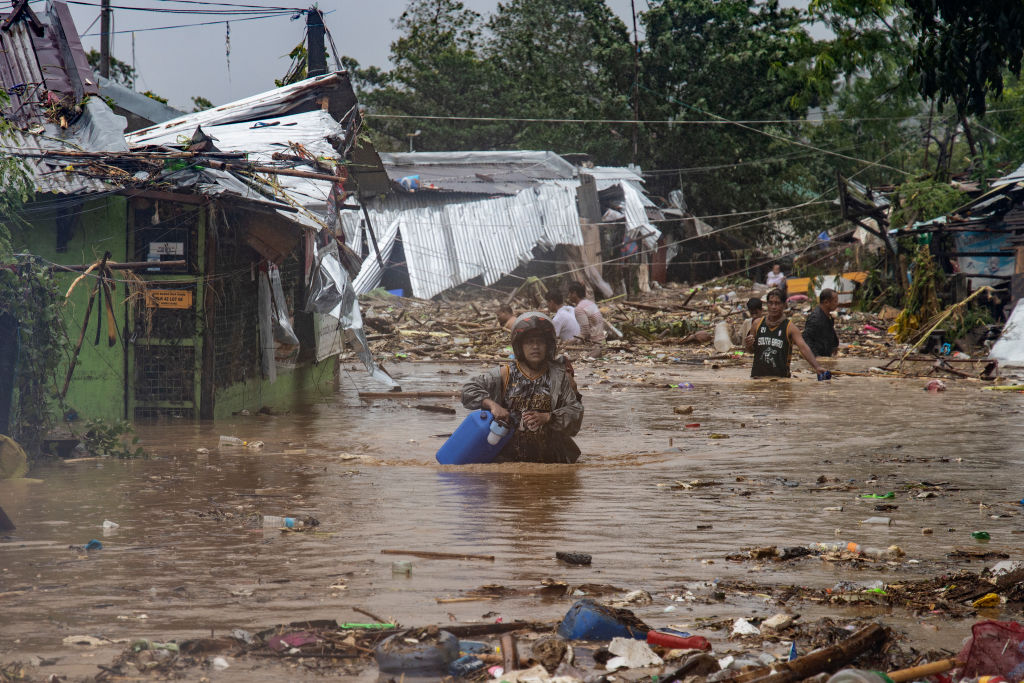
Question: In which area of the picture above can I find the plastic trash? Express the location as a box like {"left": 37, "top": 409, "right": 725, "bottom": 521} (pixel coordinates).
{"left": 85, "top": 539, "right": 102, "bottom": 551}
{"left": 646, "top": 630, "right": 711, "bottom": 651}
{"left": 102, "top": 520, "right": 119, "bottom": 529}
{"left": 731, "top": 618, "right": 760, "bottom": 636}
{"left": 262, "top": 515, "right": 303, "bottom": 529}
{"left": 924, "top": 379, "right": 947, "bottom": 392}
{"left": 817, "top": 370, "right": 832, "bottom": 381}
{"left": 973, "top": 593, "right": 1001, "bottom": 608}
{"left": 375, "top": 629, "right": 459, "bottom": 677}
{"left": 435, "top": 410, "right": 514, "bottom": 465}
{"left": 860, "top": 516, "right": 893, "bottom": 526}
{"left": 392, "top": 560, "right": 412, "bottom": 575}
{"left": 973, "top": 531, "right": 991, "bottom": 541}
{"left": 713, "top": 321, "right": 732, "bottom": 353}
{"left": 449, "top": 654, "right": 486, "bottom": 677}
{"left": 557, "top": 598, "right": 649, "bottom": 641}
{"left": 219, "top": 436, "right": 245, "bottom": 447}
{"left": 606, "top": 637, "right": 663, "bottom": 670}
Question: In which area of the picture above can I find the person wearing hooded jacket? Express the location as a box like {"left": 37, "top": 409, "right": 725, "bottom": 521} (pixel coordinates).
{"left": 461, "top": 312, "right": 584, "bottom": 463}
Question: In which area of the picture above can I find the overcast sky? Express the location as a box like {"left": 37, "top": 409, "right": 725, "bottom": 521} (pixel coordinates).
{"left": 64, "top": 0, "right": 642, "bottom": 112}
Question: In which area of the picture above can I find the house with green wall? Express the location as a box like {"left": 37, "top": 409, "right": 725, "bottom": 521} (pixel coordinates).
{"left": 1, "top": 0, "right": 395, "bottom": 433}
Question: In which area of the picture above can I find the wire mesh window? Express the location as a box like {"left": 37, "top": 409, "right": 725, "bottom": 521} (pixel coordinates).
{"left": 134, "top": 344, "right": 195, "bottom": 403}
{"left": 131, "top": 198, "right": 199, "bottom": 273}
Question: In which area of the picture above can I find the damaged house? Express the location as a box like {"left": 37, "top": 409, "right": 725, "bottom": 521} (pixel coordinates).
{"left": 0, "top": 0, "right": 393, "bottom": 429}
{"left": 343, "top": 151, "right": 665, "bottom": 300}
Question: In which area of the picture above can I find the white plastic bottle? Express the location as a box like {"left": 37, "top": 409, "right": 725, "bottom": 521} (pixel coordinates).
{"left": 487, "top": 421, "right": 509, "bottom": 446}
{"left": 219, "top": 435, "right": 245, "bottom": 447}
{"left": 263, "top": 515, "right": 302, "bottom": 528}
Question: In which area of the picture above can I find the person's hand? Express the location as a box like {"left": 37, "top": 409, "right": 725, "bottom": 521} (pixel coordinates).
{"left": 483, "top": 400, "right": 510, "bottom": 422}
{"left": 521, "top": 410, "right": 551, "bottom": 432}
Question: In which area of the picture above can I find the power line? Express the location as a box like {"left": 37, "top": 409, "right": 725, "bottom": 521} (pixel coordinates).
{"left": 67, "top": 0, "right": 301, "bottom": 14}
{"left": 80, "top": 11, "right": 289, "bottom": 34}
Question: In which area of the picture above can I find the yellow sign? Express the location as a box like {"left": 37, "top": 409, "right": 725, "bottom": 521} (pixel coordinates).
{"left": 147, "top": 289, "right": 193, "bottom": 309}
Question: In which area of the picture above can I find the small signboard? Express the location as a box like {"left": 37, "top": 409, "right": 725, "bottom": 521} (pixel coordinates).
{"left": 146, "top": 289, "right": 193, "bottom": 309}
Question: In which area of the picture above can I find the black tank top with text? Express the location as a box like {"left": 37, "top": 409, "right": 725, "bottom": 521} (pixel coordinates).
{"left": 750, "top": 317, "right": 792, "bottom": 378}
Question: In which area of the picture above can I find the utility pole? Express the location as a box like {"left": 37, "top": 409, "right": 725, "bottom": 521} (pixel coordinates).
{"left": 630, "top": 0, "right": 639, "bottom": 165}
{"left": 306, "top": 7, "right": 326, "bottom": 77}
{"left": 99, "top": 0, "right": 111, "bottom": 78}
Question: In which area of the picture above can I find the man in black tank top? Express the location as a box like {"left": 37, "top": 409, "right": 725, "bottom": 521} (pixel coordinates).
{"left": 744, "top": 289, "right": 829, "bottom": 379}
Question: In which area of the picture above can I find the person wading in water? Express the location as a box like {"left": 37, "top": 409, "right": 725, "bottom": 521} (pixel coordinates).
{"left": 744, "top": 288, "right": 831, "bottom": 380}
{"left": 461, "top": 312, "right": 584, "bottom": 463}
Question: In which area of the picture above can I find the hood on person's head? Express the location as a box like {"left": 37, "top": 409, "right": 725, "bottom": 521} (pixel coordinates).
{"left": 510, "top": 311, "right": 557, "bottom": 362}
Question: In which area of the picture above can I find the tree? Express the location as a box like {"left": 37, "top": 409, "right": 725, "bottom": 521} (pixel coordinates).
{"left": 904, "top": 0, "right": 1024, "bottom": 118}
{"left": 86, "top": 49, "right": 137, "bottom": 88}
{"left": 352, "top": 0, "right": 513, "bottom": 152}
{"left": 191, "top": 96, "right": 213, "bottom": 112}
{"left": 484, "top": 0, "right": 634, "bottom": 159}
{"left": 0, "top": 90, "right": 32, "bottom": 257}
{"left": 638, "top": 0, "right": 825, "bottom": 240}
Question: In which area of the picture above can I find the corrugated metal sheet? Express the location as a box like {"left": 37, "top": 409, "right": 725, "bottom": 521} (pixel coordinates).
{"left": 381, "top": 150, "right": 576, "bottom": 195}
{"left": 128, "top": 110, "right": 344, "bottom": 216}
{"left": 0, "top": 19, "right": 47, "bottom": 125}
{"left": 1, "top": 127, "right": 113, "bottom": 194}
{"left": 128, "top": 72, "right": 353, "bottom": 142}
{"left": 353, "top": 183, "right": 583, "bottom": 299}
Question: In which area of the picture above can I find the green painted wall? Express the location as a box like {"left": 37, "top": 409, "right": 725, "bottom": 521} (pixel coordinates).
{"left": 212, "top": 358, "right": 337, "bottom": 420}
{"left": 12, "top": 195, "right": 128, "bottom": 422}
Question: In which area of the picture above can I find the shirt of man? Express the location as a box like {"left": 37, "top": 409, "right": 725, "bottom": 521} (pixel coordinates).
{"left": 766, "top": 270, "right": 786, "bottom": 289}
{"left": 551, "top": 305, "right": 581, "bottom": 341}
{"left": 574, "top": 298, "right": 607, "bottom": 342}
{"left": 802, "top": 305, "right": 839, "bottom": 357}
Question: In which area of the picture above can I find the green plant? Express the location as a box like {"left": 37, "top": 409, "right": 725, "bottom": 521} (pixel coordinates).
{"left": 76, "top": 418, "right": 145, "bottom": 458}
{"left": 0, "top": 258, "right": 70, "bottom": 455}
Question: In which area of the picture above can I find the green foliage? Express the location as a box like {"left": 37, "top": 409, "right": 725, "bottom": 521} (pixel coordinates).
{"left": 86, "top": 49, "right": 137, "bottom": 88}
{"left": 0, "top": 258, "right": 69, "bottom": 455}
{"left": 275, "top": 43, "right": 310, "bottom": 87}
{"left": 141, "top": 91, "right": 168, "bottom": 104}
{"left": 191, "top": 96, "right": 213, "bottom": 112}
{"left": 945, "top": 305, "right": 993, "bottom": 343}
{"left": 904, "top": 0, "right": 1024, "bottom": 117}
{"left": 76, "top": 418, "right": 145, "bottom": 459}
{"left": 889, "top": 178, "right": 967, "bottom": 229}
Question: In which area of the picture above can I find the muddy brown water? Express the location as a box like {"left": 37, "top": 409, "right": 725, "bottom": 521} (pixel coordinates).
{"left": 1, "top": 357, "right": 1023, "bottom": 680}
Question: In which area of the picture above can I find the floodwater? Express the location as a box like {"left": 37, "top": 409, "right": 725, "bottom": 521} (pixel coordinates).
{"left": 1, "top": 356, "right": 1023, "bottom": 680}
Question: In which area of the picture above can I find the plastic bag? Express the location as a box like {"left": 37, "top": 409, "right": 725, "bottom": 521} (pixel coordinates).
{"left": 958, "top": 620, "right": 1024, "bottom": 678}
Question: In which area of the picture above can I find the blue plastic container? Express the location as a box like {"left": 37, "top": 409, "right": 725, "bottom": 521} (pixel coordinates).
{"left": 557, "top": 599, "right": 648, "bottom": 641}
{"left": 435, "top": 410, "right": 513, "bottom": 465}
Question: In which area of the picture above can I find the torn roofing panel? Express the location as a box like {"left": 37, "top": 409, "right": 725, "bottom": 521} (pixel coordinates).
{"left": 127, "top": 72, "right": 357, "bottom": 142}
{"left": 380, "top": 150, "right": 576, "bottom": 195}
{"left": 1, "top": 127, "right": 114, "bottom": 194}
{"left": 128, "top": 110, "right": 345, "bottom": 221}
{"left": 353, "top": 183, "right": 583, "bottom": 300}
{"left": 0, "top": 0, "right": 97, "bottom": 127}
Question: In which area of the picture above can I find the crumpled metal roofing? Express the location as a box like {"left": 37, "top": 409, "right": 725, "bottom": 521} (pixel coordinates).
{"left": 128, "top": 72, "right": 354, "bottom": 142}
{"left": 381, "top": 150, "right": 576, "bottom": 195}
{"left": 350, "top": 182, "right": 585, "bottom": 299}
{"left": 128, "top": 109, "right": 343, "bottom": 225}
{"left": 1, "top": 127, "right": 114, "bottom": 195}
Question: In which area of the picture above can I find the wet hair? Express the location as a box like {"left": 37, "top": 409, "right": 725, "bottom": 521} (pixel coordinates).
{"left": 819, "top": 288, "right": 838, "bottom": 303}
{"left": 746, "top": 297, "right": 763, "bottom": 313}
{"left": 567, "top": 281, "right": 586, "bottom": 299}
{"left": 546, "top": 290, "right": 564, "bottom": 306}
{"left": 497, "top": 303, "right": 513, "bottom": 316}
{"left": 766, "top": 288, "right": 785, "bottom": 303}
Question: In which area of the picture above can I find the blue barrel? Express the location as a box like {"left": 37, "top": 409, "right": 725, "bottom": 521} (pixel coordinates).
{"left": 435, "top": 410, "right": 513, "bottom": 465}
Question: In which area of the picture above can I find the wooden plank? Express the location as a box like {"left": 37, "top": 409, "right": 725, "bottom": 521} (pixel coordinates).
{"left": 358, "top": 391, "right": 460, "bottom": 400}
{"left": 381, "top": 549, "right": 495, "bottom": 561}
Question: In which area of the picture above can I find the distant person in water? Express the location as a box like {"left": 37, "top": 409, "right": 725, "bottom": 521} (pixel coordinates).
{"left": 566, "top": 281, "right": 606, "bottom": 343}
{"left": 744, "top": 288, "right": 830, "bottom": 380}
{"left": 802, "top": 288, "right": 840, "bottom": 357}
{"left": 545, "top": 290, "right": 581, "bottom": 342}
{"left": 462, "top": 312, "right": 583, "bottom": 463}
{"left": 496, "top": 303, "right": 516, "bottom": 332}
{"left": 765, "top": 264, "right": 787, "bottom": 298}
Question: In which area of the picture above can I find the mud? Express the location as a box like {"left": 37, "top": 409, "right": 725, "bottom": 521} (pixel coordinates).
{"left": 1, "top": 357, "right": 1023, "bottom": 680}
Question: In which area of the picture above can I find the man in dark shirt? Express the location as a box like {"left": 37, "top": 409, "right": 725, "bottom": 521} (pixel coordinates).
{"left": 803, "top": 288, "right": 840, "bottom": 357}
